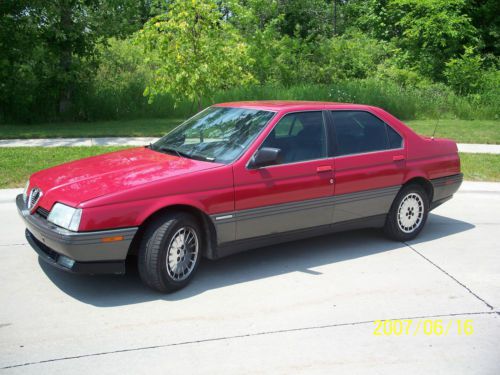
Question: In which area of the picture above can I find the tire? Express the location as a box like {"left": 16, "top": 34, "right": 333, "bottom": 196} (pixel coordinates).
{"left": 384, "top": 184, "right": 429, "bottom": 241}
{"left": 138, "top": 212, "right": 202, "bottom": 293}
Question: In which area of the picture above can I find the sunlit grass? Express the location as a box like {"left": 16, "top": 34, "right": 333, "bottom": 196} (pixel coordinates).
{"left": 0, "top": 147, "right": 498, "bottom": 188}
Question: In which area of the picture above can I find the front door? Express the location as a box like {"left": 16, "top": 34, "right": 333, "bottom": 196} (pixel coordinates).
{"left": 233, "top": 111, "right": 335, "bottom": 240}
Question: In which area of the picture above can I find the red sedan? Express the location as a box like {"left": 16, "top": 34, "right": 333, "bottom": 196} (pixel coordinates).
{"left": 17, "top": 101, "right": 462, "bottom": 292}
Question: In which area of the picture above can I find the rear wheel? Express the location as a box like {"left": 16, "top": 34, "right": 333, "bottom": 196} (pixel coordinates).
{"left": 384, "top": 184, "right": 429, "bottom": 241}
{"left": 138, "top": 212, "right": 202, "bottom": 293}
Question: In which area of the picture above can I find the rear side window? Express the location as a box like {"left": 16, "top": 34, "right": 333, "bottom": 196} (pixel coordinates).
{"left": 330, "top": 111, "right": 402, "bottom": 156}
{"left": 387, "top": 124, "right": 403, "bottom": 148}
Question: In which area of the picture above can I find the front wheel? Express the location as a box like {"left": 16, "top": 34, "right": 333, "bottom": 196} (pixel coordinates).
{"left": 384, "top": 184, "right": 429, "bottom": 241}
{"left": 138, "top": 212, "right": 202, "bottom": 293}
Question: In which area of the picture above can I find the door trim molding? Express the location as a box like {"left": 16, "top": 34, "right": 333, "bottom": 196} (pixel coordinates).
{"left": 210, "top": 185, "right": 401, "bottom": 245}
{"left": 216, "top": 214, "right": 387, "bottom": 258}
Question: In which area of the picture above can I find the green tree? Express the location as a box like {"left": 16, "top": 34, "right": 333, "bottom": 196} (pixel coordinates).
{"left": 277, "top": 0, "right": 334, "bottom": 38}
{"left": 139, "top": 0, "right": 254, "bottom": 110}
{"left": 445, "top": 46, "right": 484, "bottom": 94}
{"left": 230, "top": 0, "right": 335, "bottom": 38}
{"left": 389, "top": 0, "right": 478, "bottom": 79}
{"left": 0, "top": 0, "right": 159, "bottom": 122}
{"left": 0, "top": 0, "right": 51, "bottom": 121}
{"left": 41, "top": 0, "right": 163, "bottom": 115}
{"left": 342, "top": 0, "right": 479, "bottom": 80}
{"left": 465, "top": 0, "right": 500, "bottom": 56}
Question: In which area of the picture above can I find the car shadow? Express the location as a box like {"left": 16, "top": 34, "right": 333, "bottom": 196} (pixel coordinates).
{"left": 39, "top": 213, "right": 474, "bottom": 307}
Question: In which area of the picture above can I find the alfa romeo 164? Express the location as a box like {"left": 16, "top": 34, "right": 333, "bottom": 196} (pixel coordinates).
{"left": 17, "top": 102, "right": 462, "bottom": 292}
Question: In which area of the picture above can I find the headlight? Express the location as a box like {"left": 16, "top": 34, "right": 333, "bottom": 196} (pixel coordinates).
{"left": 23, "top": 181, "right": 30, "bottom": 203}
{"left": 47, "top": 203, "right": 82, "bottom": 231}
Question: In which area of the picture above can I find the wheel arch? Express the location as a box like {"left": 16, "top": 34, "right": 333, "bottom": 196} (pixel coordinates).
{"left": 128, "top": 204, "right": 218, "bottom": 260}
{"left": 402, "top": 176, "right": 434, "bottom": 202}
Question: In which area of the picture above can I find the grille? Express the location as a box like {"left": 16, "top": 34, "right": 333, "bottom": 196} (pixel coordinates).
{"left": 28, "top": 187, "right": 42, "bottom": 210}
{"left": 36, "top": 207, "right": 50, "bottom": 219}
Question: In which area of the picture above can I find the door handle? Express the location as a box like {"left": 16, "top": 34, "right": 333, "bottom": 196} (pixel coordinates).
{"left": 393, "top": 155, "right": 405, "bottom": 161}
{"left": 316, "top": 165, "right": 333, "bottom": 173}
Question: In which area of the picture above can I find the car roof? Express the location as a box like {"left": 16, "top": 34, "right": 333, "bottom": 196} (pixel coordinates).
{"left": 214, "top": 100, "right": 376, "bottom": 112}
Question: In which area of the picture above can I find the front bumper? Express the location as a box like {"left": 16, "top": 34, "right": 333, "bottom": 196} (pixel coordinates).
{"left": 16, "top": 194, "right": 138, "bottom": 274}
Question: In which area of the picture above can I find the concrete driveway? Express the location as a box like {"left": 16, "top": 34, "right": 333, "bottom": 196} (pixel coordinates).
{"left": 0, "top": 184, "right": 499, "bottom": 374}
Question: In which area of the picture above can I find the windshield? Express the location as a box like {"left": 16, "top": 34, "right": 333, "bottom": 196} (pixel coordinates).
{"left": 151, "top": 106, "right": 275, "bottom": 164}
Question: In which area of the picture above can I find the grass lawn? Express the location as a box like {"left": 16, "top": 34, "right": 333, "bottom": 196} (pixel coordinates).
{"left": 460, "top": 153, "right": 500, "bottom": 182}
{"left": 405, "top": 119, "right": 500, "bottom": 144}
{"left": 0, "top": 118, "right": 183, "bottom": 139}
{"left": 1, "top": 117, "right": 499, "bottom": 144}
{"left": 0, "top": 147, "right": 498, "bottom": 188}
{"left": 0, "top": 147, "right": 127, "bottom": 188}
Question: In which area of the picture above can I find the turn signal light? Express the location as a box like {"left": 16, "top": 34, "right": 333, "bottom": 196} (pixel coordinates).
{"left": 101, "top": 236, "right": 124, "bottom": 243}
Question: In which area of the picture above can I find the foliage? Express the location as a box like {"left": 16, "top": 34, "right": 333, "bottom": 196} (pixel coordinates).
{"left": 445, "top": 47, "right": 484, "bottom": 95}
{"left": 313, "top": 32, "right": 391, "bottom": 82}
{"left": 341, "top": 0, "right": 478, "bottom": 80}
{"left": 0, "top": 0, "right": 158, "bottom": 122}
{"left": 228, "top": 0, "right": 334, "bottom": 38}
{"left": 388, "top": 0, "right": 477, "bottom": 79}
{"left": 465, "top": 0, "right": 500, "bottom": 56}
{"left": 86, "top": 38, "right": 154, "bottom": 120}
{"left": 139, "top": 0, "right": 255, "bottom": 109}
{"left": 276, "top": 0, "right": 334, "bottom": 38}
{"left": 247, "top": 28, "right": 391, "bottom": 86}
{"left": 210, "top": 80, "right": 498, "bottom": 120}
{"left": 0, "top": 0, "right": 499, "bottom": 124}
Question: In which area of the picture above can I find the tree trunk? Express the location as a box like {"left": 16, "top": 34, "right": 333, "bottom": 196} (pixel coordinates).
{"left": 58, "top": 1, "right": 73, "bottom": 116}
{"left": 333, "top": 0, "right": 337, "bottom": 35}
{"left": 197, "top": 95, "right": 202, "bottom": 112}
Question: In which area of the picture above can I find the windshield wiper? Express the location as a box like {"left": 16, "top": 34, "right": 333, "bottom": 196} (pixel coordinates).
{"left": 153, "top": 145, "right": 215, "bottom": 162}
{"left": 156, "top": 146, "right": 189, "bottom": 159}
{"left": 189, "top": 153, "right": 216, "bottom": 162}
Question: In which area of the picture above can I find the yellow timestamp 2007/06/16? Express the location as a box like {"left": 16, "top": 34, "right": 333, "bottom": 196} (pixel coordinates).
{"left": 373, "top": 319, "right": 474, "bottom": 336}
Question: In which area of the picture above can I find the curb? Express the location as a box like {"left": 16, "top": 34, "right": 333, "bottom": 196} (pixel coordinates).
{"left": 458, "top": 143, "right": 500, "bottom": 154}
{"left": 0, "top": 137, "right": 158, "bottom": 148}
{"left": 459, "top": 181, "right": 500, "bottom": 193}
{"left": 0, "top": 138, "right": 499, "bottom": 153}
{"left": 0, "top": 189, "right": 23, "bottom": 204}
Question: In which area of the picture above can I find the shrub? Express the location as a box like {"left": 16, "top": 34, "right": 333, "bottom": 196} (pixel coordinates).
{"left": 312, "top": 32, "right": 391, "bottom": 83}
{"left": 445, "top": 47, "right": 484, "bottom": 95}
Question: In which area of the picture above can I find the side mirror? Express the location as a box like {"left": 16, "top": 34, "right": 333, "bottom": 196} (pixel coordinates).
{"left": 250, "top": 147, "right": 282, "bottom": 168}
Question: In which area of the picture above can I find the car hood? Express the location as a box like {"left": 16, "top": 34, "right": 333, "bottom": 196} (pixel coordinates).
{"left": 30, "top": 147, "right": 223, "bottom": 208}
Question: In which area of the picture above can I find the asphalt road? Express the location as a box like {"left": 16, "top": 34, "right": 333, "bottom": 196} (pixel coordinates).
{"left": 1, "top": 185, "right": 499, "bottom": 374}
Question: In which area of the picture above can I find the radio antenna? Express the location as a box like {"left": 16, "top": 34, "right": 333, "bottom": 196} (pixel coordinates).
{"left": 431, "top": 91, "right": 448, "bottom": 139}
{"left": 432, "top": 116, "right": 439, "bottom": 139}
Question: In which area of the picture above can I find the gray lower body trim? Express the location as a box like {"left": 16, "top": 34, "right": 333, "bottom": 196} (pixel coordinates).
{"left": 217, "top": 214, "right": 387, "bottom": 258}
{"left": 430, "top": 173, "right": 463, "bottom": 209}
{"left": 26, "top": 230, "right": 126, "bottom": 274}
{"left": 211, "top": 185, "right": 401, "bottom": 251}
{"left": 16, "top": 195, "right": 137, "bottom": 262}
{"left": 236, "top": 196, "right": 334, "bottom": 241}
{"left": 332, "top": 185, "right": 400, "bottom": 223}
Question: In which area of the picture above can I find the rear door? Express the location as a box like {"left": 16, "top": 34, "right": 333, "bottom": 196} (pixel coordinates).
{"left": 233, "top": 111, "right": 335, "bottom": 240}
{"left": 328, "top": 110, "right": 406, "bottom": 223}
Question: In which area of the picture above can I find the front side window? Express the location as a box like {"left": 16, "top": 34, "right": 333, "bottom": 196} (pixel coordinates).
{"left": 260, "top": 111, "right": 327, "bottom": 164}
{"left": 330, "top": 111, "right": 403, "bottom": 156}
{"left": 152, "top": 107, "right": 275, "bottom": 164}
